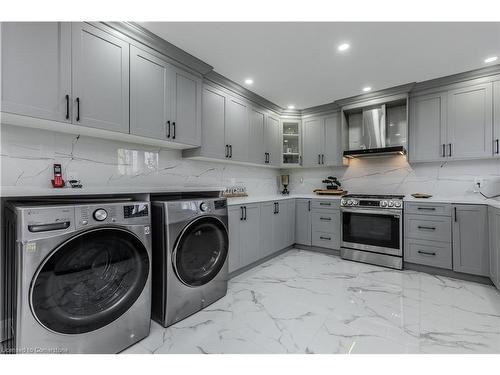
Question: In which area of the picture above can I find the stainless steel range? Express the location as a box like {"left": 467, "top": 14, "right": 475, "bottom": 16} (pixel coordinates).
{"left": 340, "top": 194, "right": 404, "bottom": 269}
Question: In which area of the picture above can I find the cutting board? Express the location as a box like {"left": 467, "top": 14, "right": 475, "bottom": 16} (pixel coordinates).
{"left": 313, "top": 189, "right": 347, "bottom": 196}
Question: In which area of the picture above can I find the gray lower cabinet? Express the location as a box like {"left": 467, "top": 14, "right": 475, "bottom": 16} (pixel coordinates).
{"left": 260, "top": 202, "right": 275, "bottom": 258}
{"left": 286, "top": 199, "right": 296, "bottom": 246}
{"left": 260, "top": 200, "right": 293, "bottom": 258}
{"left": 452, "top": 204, "right": 490, "bottom": 276}
{"left": 1, "top": 22, "right": 72, "bottom": 122}
{"left": 228, "top": 204, "right": 261, "bottom": 273}
{"left": 295, "top": 199, "right": 312, "bottom": 246}
{"left": 311, "top": 208, "right": 340, "bottom": 249}
{"left": 488, "top": 207, "right": 500, "bottom": 289}
{"left": 72, "top": 22, "right": 130, "bottom": 133}
{"left": 404, "top": 238, "right": 452, "bottom": 269}
{"left": 130, "top": 45, "right": 171, "bottom": 140}
{"left": 273, "top": 201, "right": 289, "bottom": 251}
{"left": 169, "top": 65, "right": 202, "bottom": 146}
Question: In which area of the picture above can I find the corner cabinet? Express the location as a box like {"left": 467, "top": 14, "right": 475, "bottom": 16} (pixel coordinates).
{"left": 295, "top": 199, "right": 312, "bottom": 245}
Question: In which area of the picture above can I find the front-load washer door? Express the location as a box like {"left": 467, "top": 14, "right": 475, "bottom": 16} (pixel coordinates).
{"left": 173, "top": 216, "right": 228, "bottom": 287}
{"left": 31, "top": 227, "right": 149, "bottom": 335}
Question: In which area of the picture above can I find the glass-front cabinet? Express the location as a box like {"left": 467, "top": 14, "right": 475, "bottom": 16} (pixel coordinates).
{"left": 281, "top": 119, "right": 302, "bottom": 166}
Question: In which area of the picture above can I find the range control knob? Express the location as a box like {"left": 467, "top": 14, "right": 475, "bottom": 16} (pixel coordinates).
{"left": 93, "top": 208, "right": 108, "bottom": 221}
{"left": 200, "top": 202, "right": 209, "bottom": 212}
{"left": 380, "top": 200, "right": 388, "bottom": 208}
{"left": 341, "top": 199, "right": 347, "bottom": 206}
{"left": 395, "top": 201, "right": 402, "bottom": 208}
{"left": 388, "top": 201, "right": 395, "bottom": 207}
{"left": 347, "top": 200, "right": 354, "bottom": 206}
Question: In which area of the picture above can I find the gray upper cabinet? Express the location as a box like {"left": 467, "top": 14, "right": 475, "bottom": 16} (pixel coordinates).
{"left": 199, "top": 85, "right": 227, "bottom": 159}
{"left": 265, "top": 114, "right": 280, "bottom": 166}
{"left": 72, "top": 23, "right": 130, "bottom": 133}
{"left": 225, "top": 96, "right": 249, "bottom": 162}
{"left": 170, "top": 66, "right": 202, "bottom": 146}
{"left": 302, "top": 117, "right": 324, "bottom": 167}
{"left": 248, "top": 107, "right": 266, "bottom": 164}
{"left": 452, "top": 204, "right": 490, "bottom": 276}
{"left": 447, "top": 83, "right": 493, "bottom": 159}
{"left": 324, "top": 113, "right": 342, "bottom": 166}
{"left": 409, "top": 92, "right": 447, "bottom": 162}
{"left": 1, "top": 22, "right": 72, "bottom": 122}
{"left": 295, "top": 199, "right": 312, "bottom": 246}
{"left": 130, "top": 46, "right": 171, "bottom": 140}
{"left": 489, "top": 207, "right": 500, "bottom": 289}
{"left": 494, "top": 81, "right": 500, "bottom": 158}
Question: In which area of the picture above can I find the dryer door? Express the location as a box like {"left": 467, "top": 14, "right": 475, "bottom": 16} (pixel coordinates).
{"left": 173, "top": 216, "right": 229, "bottom": 287}
{"left": 31, "top": 227, "right": 149, "bottom": 334}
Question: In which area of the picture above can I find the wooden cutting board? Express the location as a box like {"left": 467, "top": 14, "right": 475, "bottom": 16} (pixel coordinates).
{"left": 313, "top": 189, "right": 347, "bottom": 195}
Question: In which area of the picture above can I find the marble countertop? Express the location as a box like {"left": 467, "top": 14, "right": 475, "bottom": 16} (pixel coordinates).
{"left": 226, "top": 194, "right": 342, "bottom": 205}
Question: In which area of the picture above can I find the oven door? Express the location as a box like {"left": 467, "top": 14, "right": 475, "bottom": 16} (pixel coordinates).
{"left": 341, "top": 208, "right": 402, "bottom": 256}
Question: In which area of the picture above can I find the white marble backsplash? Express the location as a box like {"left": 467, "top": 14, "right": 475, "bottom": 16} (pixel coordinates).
{"left": 284, "top": 155, "right": 500, "bottom": 198}
{"left": 2, "top": 124, "right": 500, "bottom": 198}
{"left": 0, "top": 125, "right": 282, "bottom": 195}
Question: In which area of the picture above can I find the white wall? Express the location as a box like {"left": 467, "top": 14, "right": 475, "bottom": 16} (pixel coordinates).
{"left": 0, "top": 125, "right": 282, "bottom": 195}
{"left": 284, "top": 155, "right": 500, "bottom": 198}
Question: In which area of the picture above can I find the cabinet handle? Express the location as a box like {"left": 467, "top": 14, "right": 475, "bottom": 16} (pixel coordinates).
{"left": 172, "top": 122, "right": 176, "bottom": 139}
{"left": 454, "top": 207, "right": 457, "bottom": 222}
{"left": 495, "top": 139, "right": 499, "bottom": 154}
{"left": 243, "top": 206, "right": 247, "bottom": 220}
{"left": 418, "top": 225, "right": 436, "bottom": 230}
{"left": 308, "top": 201, "right": 311, "bottom": 211}
{"left": 417, "top": 207, "right": 435, "bottom": 211}
{"left": 320, "top": 236, "right": 331, "bottom": 240}
{"left": 76, "top": 97, "right": 80, "bottom": 122}
{"left": 277, "top": 202, "right": 280, "bottom": 214}
{"left": 167, "top": 121, "right": 171, "bottom": 138}
{"left": 65, "top": 94, "right": 70, "bottom": 120}
{"left": 448, "top": 143, "right": 452, "bottom": 157}
{"left": 442, "top": 144, "right": 446, "bottom": 157}
{"left": 320, "top": 217, "right": 332, "bottom": 221}
{"left": 240, "top": 206, "right": 244, "bottom": 220}
{"left": 299, "top": 155, "right": 302, "bottom": 165}
{"left": 229, "top": 145, "right": 233, "bottom": 158}
{"left": 225, "top": 145, "right": 229, "bottom": 158}
{"left": 273, "top": 202, "right": 277, "bottom": 214}
{"left": 319, "top": 202, "right": 331, "bottom": 206}
{"left": 418, "top": 250, "right": 436, "bottom": 256}
{"left": 321, "top": 154, "right": 325, "bottom": 164}
{"left": 318, "top": 154, "right": 321, "bottom": 164}
{"left": 268, "top": 152, "right": 271, "bottom": 164}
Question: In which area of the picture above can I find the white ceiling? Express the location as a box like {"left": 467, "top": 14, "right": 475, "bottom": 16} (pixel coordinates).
{"left": 140, "top": 22, "right": 500, "bottom": 109}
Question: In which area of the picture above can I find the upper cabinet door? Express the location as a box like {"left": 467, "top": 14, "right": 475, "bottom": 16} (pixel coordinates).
{"left": 72, "top": 23, "right": 129, "bottom": 133}
{"left": 324, "top": 113, "right": 341, "bottom": 166}
{"left": 170, "top": 66, "right": 202, "bottom": 146}
{"left": 409, "top": 92, "right": 447, "bottom": 162}
{"left": 493, "top": 81, "right": 500, "bottom": 158}
{"left": 1, "top": 22, "right": 71, "bottom": 122}
{"left": 200, "top": 85, "right": 226, "bottom": 159}
{"left": 264, "top": 114, "right": 280, "bottom": 166}
{"left": 248, "top": 107, "right": 265, "bottom": 164}
{"left": 302, "top": 117, "right": 324, "bottom": 167}
{"left": 447, "top": 83, "right": 493, "bottom": 159}
{"left": 130, "top": 46, "right": 170, "bottom": 140}
{"left": 226, "top": 96, "right": 249, "bottom": 162}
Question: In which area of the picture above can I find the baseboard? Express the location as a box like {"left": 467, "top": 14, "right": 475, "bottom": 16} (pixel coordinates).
{"left": 228, "top": 245, "right": 294, "bottom": 279}
{"left": 404, "top": 262, "right": 493, "bottom": 285}
{"left": 294, "top": 243, "right": 340, "bottom": 256}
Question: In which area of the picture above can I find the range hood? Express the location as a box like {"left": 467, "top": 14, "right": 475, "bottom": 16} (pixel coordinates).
{"left": 342, "top": 101, "right": 408, "bottom": 159}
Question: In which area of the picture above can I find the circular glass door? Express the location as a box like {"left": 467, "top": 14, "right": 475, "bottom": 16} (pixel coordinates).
{"left": 173, "top": 216, "right": 228, "bottom": 287}
{"left": 31, "top": 228, "right": 149, "bottom": 335}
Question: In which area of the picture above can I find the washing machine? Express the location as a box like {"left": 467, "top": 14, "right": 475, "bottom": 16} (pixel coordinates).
{"left": 2, "top": 200, "right": 152, "bottom": 354}
{"left": 151, "top": 197, "right": 229, "bottom": 327}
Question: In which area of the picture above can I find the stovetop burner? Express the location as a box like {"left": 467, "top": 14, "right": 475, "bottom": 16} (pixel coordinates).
{"left": 343, "top": 194, "right": 405, "bottom": 200}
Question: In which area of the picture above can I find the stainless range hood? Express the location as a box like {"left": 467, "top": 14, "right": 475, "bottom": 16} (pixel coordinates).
{"left": 342, "top": 99, "right": 408, "bottom": 158}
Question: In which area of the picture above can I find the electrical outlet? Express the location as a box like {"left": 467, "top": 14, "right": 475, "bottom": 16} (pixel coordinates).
{"left": 473, "top": 177, "right": 484, "bottom": 192}
{"left": 67, "top": 171, "right": 79, "bottom": 181}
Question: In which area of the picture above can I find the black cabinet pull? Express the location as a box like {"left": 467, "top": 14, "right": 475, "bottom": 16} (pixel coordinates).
{"left": 172, "top": 122, "right": 176, "bottom": 139}
{"left": 417, "top": 207, "right": 435, "bottom": 211}
{"left": 167, "top": 120, "right": 171, "bottom": 138}
{"left": 496, "top": 139, "right": 499, "bottom": 154}
{"left": 442, "top": 144, "right": 446, "bottom": 157}
{"left": 448, "top": 143, "right": 452, "bottom": 157}
{"left": 76, "top": 97, "right": 80, "bottom": 122}
{"left": 244, "top": 206, "right": 247, "bottom": 220}
{"left": 268, "top": 152, "right": 270, "bottom": 163}
{"left": 308, "top": 201, "right": 311, "bottom": 211}
{"left": 321, "top": 154, "right": 325, "bottom": 164}
{"left": 319, "top": 202, "right": 331, "bottom": 206}
{"left": 418, "top": 225, "right": 436, "bottom": 230}
{"left": 65, "top": 94, "right": 69, "bottom": 120}
{"left": 320, "top": 236, "right": 331, "bottom": 240}
{"left": 225, "top": 145, "right": 229, "bottom": 158}
{"left": 418, "top": 250, "right": 436, "bottom": 256}
{"left": 454, "top": 207, "right": 457, "bottom": 222}
{"left": 229, "top": 145, "right": 233, "bottom": 158}
{"left": 240, "top": 206, "right": 244, "bottom": 220}
{"left": 320, "top": 217, "right": 332, "bottom": 221}
{"left": 277, "top": 202, "right": 279, "bottom": 213}
{"left": 318, "top": 154, "right": 321, "bottom": 164}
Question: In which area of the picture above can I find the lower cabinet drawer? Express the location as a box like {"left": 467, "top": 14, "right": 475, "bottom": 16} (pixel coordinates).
{"left": 405, "top": 214, "right": 451, "bottom": 242}
{"left": 312, "top": 231, "right": 339, "bottom": 250}
{"left": 311, "top": 210, "right": 340, "bottom": 233}
{"left": 311, "top": 199, "right": 340, "bottom": 210}
{"left": 404, "top": 238, "right": 452, "bottom": 269}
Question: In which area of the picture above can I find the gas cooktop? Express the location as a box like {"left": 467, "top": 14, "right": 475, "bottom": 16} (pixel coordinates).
{"left": 343, "top": 194, "right": 405, "bottom": 200}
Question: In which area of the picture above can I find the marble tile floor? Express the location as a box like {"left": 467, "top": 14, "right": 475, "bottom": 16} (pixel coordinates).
{"left": 123, "top": 249, "right": 500, "bottom": 354}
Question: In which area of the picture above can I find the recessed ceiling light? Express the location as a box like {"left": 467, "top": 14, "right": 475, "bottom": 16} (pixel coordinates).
{"left": 244, "top": 78, "right": 253, "bottom": 85}
{"left": 338, "top": 43, "right": 350, "bottom": 52}
{"left": 287, "top": 105, "right": 295, "bottom": 110}
{"left": 362, "top": 86, "right": 372, "bottom": 92}
{"left": 484, "top": 56, "right": 498, "bottom": 63}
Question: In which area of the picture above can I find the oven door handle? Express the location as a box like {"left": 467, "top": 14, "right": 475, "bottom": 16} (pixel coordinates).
{"left": 341, "top": 208, "right": 401, "bottom": 217}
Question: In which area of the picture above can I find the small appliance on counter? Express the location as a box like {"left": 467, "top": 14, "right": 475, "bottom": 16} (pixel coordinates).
{"left": 281, "top": 174, "right": 290, "bottom": 195}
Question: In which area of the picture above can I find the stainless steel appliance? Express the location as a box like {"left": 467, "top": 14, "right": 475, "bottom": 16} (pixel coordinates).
{"left": 2, "top": 201, "right": 152, "bottom": 354}
{"left": 340, "top": 194, "right": 404, "bottom": 269}
{"left": 151, "top": 197, "right": 229, "bottom": 327}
